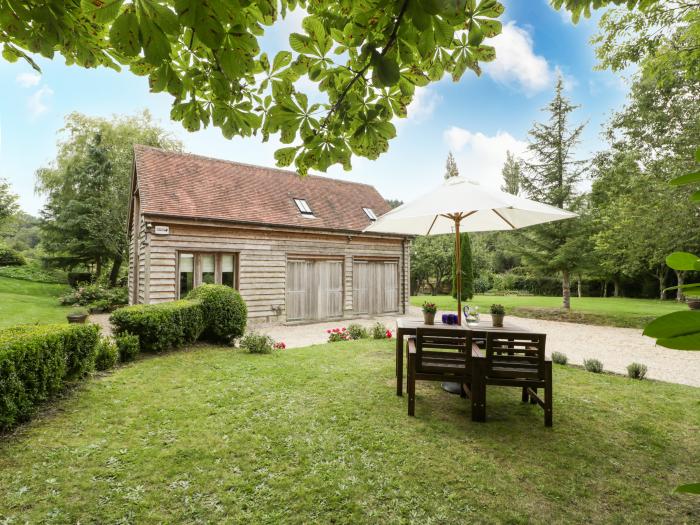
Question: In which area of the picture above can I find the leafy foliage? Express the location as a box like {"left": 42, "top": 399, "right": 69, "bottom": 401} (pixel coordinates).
{"left": 583, "top": 358, "right": 603, "bottom": 373}
{"left": 115, "top": 332, "right": 140, "bottom": 362}
{"left": 444, "top": 151, "right": 459, "bottom": 179}
{"left": 551, "top": 351, "right": 568, "bottom": 365}
{"left": 36, "top": 112, "right": 181, "bottom": 285}
{"left": 186, "top": 284, "right": 248, "bottom": 343}
{"left": 240, "top": 332, "right": 276, "bottom": 354}
{"left": 346, "top": 323, "right": 369, "bottom": 340}
{"left": 1, "top": 1, "right": 509, "bottom": 174}
{"left": 626, "top": 362, "right": 647, "bottom": 380}
{"left": 410, "top": 234, "right": 454, "bottom": 294}
{"left": 500, "top": 150, "right": 521, "bottom": 195}
{"left": 0, "top": 323, "right": 100, "bottom": 430}
{"left": 95, "top": 338, "right": 119, "bottom": 371}
{"left": 0, "top": 178, "right": 18, "bottom": 225}
{"left": 0, "top": 244, "right": 26, "bottom": 266}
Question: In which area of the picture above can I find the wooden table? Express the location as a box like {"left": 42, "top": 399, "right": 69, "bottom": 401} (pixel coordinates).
{"left": 394, "top": 317, "right": 531, "bottom": 396}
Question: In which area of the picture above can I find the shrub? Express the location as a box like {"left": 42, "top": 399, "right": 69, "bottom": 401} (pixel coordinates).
{"left": 110, "top": 300, "right": 205, "bottom": 352}
{"left": 327, "top": 327, "right": 351, "bottom": 342}
{"left": 346, "top": 323, "right": 369, "bottom": 340}
{"left": 551, "top": 352, "right": 568, "bottom": 365}
{"left": 627, "top": 362, "right": 648, "bottom": 380}
{"left": 0, "top": 244, "right": 26, "bottom": 266}
{"left": 0, "top": 263, "right": 67, "bottom": 284}
{"left": 67, "top": 272, "right": 93, "bottom": 288}
{"left": 584, "top": 358, "right": 604, "bottom": 374}
{"left": 115, "top": 333, "right": 140, "bottom": 362}
{"left": 95, "top": 339, "right": 119, "bottom": 371}
{"left": 371, "top": 322, "right": 392, "bottom": 340}
{"left": 240, "top": 332, "right": 275, "bottom": 354}
{"left": 0, "top": 323, "right": 100, "bottom": 430}
{"left": 60, "top": 283, "right": 128, "bottom": 311}
{"left": 187, "top": 284, "right": 247, "bottom": 343}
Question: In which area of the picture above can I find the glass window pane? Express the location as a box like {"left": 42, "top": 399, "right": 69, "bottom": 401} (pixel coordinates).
{"left": 179, "top": 253, "right": 194, "bottom": 296}
{"left": 201, "top": 254, "right": 215, "bottom": 284}
{"left": 221, "top": 254, "right": 235, "bottom": 288}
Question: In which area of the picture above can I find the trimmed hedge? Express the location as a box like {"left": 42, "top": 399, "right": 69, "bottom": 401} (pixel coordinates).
{"left": 0, "top": 323, "right": 100, "bottom": 430}
{"left": 110, "top": 300, "right": 206, "bottom": 352}
{"left": 187, "top": 284, "right": 247, "bottom": 342}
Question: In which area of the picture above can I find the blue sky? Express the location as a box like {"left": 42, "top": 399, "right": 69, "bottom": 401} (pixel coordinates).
{"left": 0, "top": 0, "right": 629, "bottom": 216}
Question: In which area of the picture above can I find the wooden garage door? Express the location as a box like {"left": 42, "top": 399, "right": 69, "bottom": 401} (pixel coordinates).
{"left": 286, "top": 260, "right": 343, "bottom": 321}
{"left": 353, "top": 260, "right": 399, "bottom": 315}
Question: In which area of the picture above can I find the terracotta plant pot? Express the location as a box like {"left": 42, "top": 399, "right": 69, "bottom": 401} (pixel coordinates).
{"left": 67, "top": 314, "right": 88, "bottom": 324}
{"left": 423, "top": 311, "right": 436, "bottom": 325}
{"left": 687, "top": 300, "right": 700, "bottom": 310}
{"left": 491, "top": 313, "right": 504, "bottom": 327}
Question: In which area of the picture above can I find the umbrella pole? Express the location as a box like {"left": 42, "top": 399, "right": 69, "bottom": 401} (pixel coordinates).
{"left": 455, "top": 216, "right": 462, "bottom": 325}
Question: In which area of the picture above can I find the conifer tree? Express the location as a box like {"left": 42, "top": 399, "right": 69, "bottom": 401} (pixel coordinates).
{"left": 501, "top": 151, "right": 522, "bottom": 195}
{"left": 444, "top": 152, "right": 460, "bottom": 179}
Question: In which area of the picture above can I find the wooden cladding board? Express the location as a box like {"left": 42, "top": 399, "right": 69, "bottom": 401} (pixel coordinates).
{"left": 132, "top": 220, "right": 408, "bottom": 321}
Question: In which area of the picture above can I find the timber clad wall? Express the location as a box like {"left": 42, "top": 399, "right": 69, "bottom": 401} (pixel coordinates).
{"left": 137, "top": 219, "right": 408, "bottom": 323}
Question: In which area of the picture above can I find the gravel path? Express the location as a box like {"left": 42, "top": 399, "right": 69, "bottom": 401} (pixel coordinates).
{"left": 90, "top": 308, "right": 700, "bottom": 388}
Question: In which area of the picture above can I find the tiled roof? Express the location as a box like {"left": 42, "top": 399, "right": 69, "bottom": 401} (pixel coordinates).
{"left": 133, "top": 145, "right": 392, "bottom": 232}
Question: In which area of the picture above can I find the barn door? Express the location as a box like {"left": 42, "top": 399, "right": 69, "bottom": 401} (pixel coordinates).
{"left": 353, "top": 260, "right": 399, "bottom": 315}
{"left": 286, "top": 259, "right": 343, "bottom": 321}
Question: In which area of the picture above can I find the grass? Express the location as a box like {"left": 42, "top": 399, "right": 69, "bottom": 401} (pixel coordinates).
{"left": 411, "top": 294, "right": 688, "bottom": 328}
{"left": 1, "top": 340, "right": 698, "bottom": 523}
{"left": 0, "top": 276, "right": 71, "bottom": 328}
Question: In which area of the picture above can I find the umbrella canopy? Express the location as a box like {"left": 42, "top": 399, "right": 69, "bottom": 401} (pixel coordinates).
{"left": 365, "top": 177, "right": 577, "bottom": 236}
{"left": 365, "top": 176, "right": 577, "bottom": 323}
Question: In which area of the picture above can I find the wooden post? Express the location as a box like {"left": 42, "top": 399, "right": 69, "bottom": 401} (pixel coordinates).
{"left": 455, "top": 215, "right": 462, "bottom": 325}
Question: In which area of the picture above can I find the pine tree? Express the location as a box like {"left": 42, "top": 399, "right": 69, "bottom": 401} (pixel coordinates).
{"left": 451, "top": 233, "right": 474, "bottom": 301}
{"left": 500, "top": 151, "right": 521, "bottom": 195}
{"left": 444, "top": 151, "right": 459, "bottom": 179}
{"left": 514, "top": 76, "right": 587, "bottom": 309}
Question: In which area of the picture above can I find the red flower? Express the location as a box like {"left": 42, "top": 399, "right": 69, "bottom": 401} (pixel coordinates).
{"left": 386, "top": 330, "right": 393, "bottom": 339}
{"left": 326, "top": 329, "right": 331, "bottom": 333}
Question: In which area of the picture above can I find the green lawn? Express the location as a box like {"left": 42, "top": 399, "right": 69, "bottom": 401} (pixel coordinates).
{"left": 0, "top": 276, "right": 71, "bottom": 328}
{"left": 411, "top": 294, "right": 688, "bottom": 328}
{"left": 1, "top": 341, "right": 698, "bottom": 523}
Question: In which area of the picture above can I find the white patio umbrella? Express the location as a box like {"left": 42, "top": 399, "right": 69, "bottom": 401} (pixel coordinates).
{"left": 365, "top": 176, "right": 577, "bottom": 324}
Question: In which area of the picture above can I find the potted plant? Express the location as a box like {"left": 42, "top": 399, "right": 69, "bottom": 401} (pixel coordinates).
{"left": 490, "top": 304, "right": 505, "bottom": 327}
{"left": 687, "top": 296, "right": 700, "bottom": 310}
{"left": 422, "top": 301, "right": 437, "bottom": 325}
{"left": 67, "top": 308, "right": 89, "bottom": 324}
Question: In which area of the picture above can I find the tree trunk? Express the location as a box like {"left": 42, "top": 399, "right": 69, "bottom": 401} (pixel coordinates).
{"left": 576, "top": 276, "right": 582, "bottom": 298}
{"left": 675, "top": 270, "right": 685, "bottom": 302}
{"left": 658, "top": 271, "right": 667, "bottom": 300}
{"left": 562, "top": 270, "right": 571, "bottom": 310}
{"left": 95, "top": 258, "right": 102, "bottom": 279}
{"left": 109, "top": 254, "right": 123, "bottom": 287}
{"left": 613, "top": 279, "right": 620, "bottom": 297}
{"left": 602, "top": 280, "right": 608, "bottom": 298}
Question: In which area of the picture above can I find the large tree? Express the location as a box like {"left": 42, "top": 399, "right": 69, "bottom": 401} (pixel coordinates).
{"left": 0, "top": 178, "right": 18, "bottom": 225}
{"left": 444, "top": 151, "right": 459, "bottom": 179}
{"left": 36, "top": 111, "right": 182, "bottom": 285}
{"left": 513, "top": 76, "right": 587, "bottom": 309}
{"left": 1, "top": 1, "right": 665, "bottom": 176}
{"left": 410, "top": 234, "right": 453, "bottom": 296}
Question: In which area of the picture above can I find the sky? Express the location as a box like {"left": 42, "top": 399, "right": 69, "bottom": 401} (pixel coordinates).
{"left": 0, "top": 0, "right": 630, "bottom": 216}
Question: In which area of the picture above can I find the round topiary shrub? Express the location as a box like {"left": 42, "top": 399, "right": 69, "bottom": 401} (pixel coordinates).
{"left": 187, "top": 284, "right": 247, "bottom": 343}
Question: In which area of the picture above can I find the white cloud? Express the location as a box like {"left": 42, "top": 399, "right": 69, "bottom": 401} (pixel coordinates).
{"left": 16, "top": 72, "right": 41, "bottom": 88}
{"left": 443, "top": 126, "right": 528, "bottom": 189}
{"left": 484, "top": 22, "right": 553, "bottom": 95}
{"left": 27, "top": 85, "right": 53, "bottom": 117}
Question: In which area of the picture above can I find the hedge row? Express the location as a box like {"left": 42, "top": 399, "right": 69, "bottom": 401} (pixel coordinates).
{"left": 110, "top": 300, "right": 206, "bottom": 352}
{"left": 109, "top": 285, "right": 248, "bottom": 352}
{"left": 0, "top": 323, "right": 100, "bottom": 430}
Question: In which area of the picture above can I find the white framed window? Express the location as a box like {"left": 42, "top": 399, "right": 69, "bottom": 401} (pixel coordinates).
{"left": 294, "top": 198, "right": 314, "bottom": 217}
{"left": 363, "top": 207, "right": 377, "bottom": 221}
{"left": 178, "top": 252, "right": 238, "bottom": 298}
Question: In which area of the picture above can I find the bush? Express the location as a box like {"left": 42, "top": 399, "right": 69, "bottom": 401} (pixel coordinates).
{"left": 110, "top": 300, "right": 206, "bottom": 353}
{"left": 327, "top": 327, "right": 351, "bottom": 342}
{"left": 0, "top": 244, "right": 26, "bottom": 266}
{"left": 0, "top": 263, "right": 67, "bottom": 284}
{"left": 115, "top": 333, "right": 140, "bottom": 362}
{"left": 551, "top": 352, "right": 568, "bottom": 365}
{"left": 60, "top": 283, "right": 128, "bottom": 311}
{"left": 240, "top": 332, "right": 275, "bottom": 354}
{"left": 95, "top": 339, "right": 119, "bottom": 371}
{"left": 187, "top": 284, "right": 247, "bottom": 343}
{"left": 346, "top": 323, "right": 369, "bottom": 340}
{"left": 67, "top": 272, "right": 93, "bottom": 288}
{"left": 371, "top": 322, "right": 392, "bottom": 340}
{"left": 0, "top": 323, "right": 100, "bottom": 430}
{"left": 627, "top": 362, "right": 648, "bottom": 380}
{"left": 584, "top": 358, "right": 604, "bottom": 374}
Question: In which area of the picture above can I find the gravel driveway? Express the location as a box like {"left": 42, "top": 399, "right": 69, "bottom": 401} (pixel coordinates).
{"left": 91, "top": 308, "right": 700, "bottom": 387}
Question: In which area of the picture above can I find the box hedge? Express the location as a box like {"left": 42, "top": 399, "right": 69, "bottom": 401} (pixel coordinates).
{"left": 0, "top": 323, "right": 100, "bottom": 430}
{"left": 110, "top": 300, "right": 206, "bottom": 352}
{"left": 187, "top": 284, "right": 247, "bottom": 343}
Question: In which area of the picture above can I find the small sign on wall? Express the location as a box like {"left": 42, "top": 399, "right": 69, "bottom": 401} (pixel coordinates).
{"left": 154, "top": 225, "right": 170, "bottom": 235}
